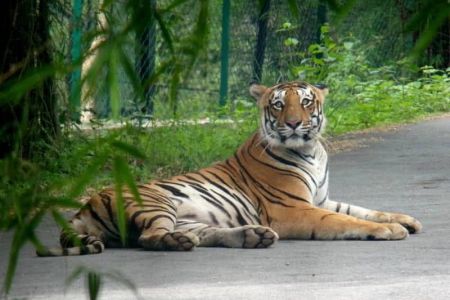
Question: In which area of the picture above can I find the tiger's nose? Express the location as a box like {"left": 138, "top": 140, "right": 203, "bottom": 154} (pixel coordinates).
{"left": 285, "top": 119, "right": 301, "bottom": 129}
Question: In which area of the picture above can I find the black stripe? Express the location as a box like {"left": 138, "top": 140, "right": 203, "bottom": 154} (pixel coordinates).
{"left": 155, "top": 183, "right": 189, "bottom": 198}
{"left": 130, "top": 209, "right": 176, "bottom": 227}
{"left": 265, "top": 148, "right": 297, "bottom": 167}
{"left": 88, "top": 205, "right": 119, "bottom": 237}
{"left": 100, "top": 193, "right": 117, "bottom": 230}
{"left": 209, "top": 189, "right": 251, "bottom": 226}
{"left": 265, "top": 148, "right": 318, "bottom": 188}
{"left": 138, "top": 191, "right": 177, "bottom": 208}
{"left": 287, "top": 149, "right": 314, "bottom": 165}
{"left": 247, "top": 147, "right": 312, "bottom": 193}
{"left": 160, "top": 180, "right": 186, "bottom": 187}
{"left": 205, "top": 170, "right": 234, "bottom": 190}
{"left": 336, "top": 202, "right": 341, "bottom": 212}
{"left": 216, "top": 164, "right": 254, "bottom": 197}
{"left": 183, "top": 174, "right": 204, "bottom": 183}
{"left": 234, "top": 154, "right": 296, "bottom": 208}
{"left": 144, "top": 215, "right": 175, "bottom": 230}
{"left": 317, "top": 192, "right": 328, "bottom": 206}
{"left": 209, "top": 212, "right": 219, "bottom": 225}
{"left": 318, "top": 165, "right": 328, "bottom": 188}
{"left": 197, "top": 172, "right": 257, "bottom": 218}
{"left": 198, "top": 192, "right": 233, "bottom": 219}
{"left": 178, "top": 178, "right": 208, "bottom": 191}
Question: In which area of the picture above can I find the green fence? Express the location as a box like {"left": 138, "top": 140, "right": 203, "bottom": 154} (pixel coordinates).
{"left": 52, "top": 0, "right": 416, "bottom": 122}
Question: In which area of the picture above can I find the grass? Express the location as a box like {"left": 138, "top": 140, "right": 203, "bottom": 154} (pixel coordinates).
{"left": 37, "top": 74, "right": 449, "bottom": 195}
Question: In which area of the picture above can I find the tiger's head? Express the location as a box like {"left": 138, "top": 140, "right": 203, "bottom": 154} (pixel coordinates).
{"left": 250, "top": 81, "right": 328, "bottom": 149}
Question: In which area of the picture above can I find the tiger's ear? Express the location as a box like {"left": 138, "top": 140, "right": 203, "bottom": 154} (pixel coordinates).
{"left": 249, "top": 83, "right": 269, "bottom": 101}
{"left": 314, "top": 83, "right": 329, "bottom": 97}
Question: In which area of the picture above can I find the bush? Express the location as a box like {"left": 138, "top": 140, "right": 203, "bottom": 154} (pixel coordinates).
{"left": 284, "top": 24, "right": 450, "bottom": 134}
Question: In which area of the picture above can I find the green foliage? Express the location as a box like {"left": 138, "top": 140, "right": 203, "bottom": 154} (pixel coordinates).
{"left": 65, "top": 266, "right": 142, "bottom": 300}
{"left": 285, "top": 24, "right": 450, "bottom": 134}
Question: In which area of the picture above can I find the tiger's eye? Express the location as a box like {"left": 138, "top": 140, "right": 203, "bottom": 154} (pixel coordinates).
{"left": 302, "top": 99, "right": 312, "bottom": 106}
{"left": 273, "top": 101, "right": 283, "bottom": 109}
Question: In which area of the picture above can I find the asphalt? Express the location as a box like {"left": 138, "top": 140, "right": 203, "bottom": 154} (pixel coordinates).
{"left": 1, "top": 116, "right": 450, "bottom": 300}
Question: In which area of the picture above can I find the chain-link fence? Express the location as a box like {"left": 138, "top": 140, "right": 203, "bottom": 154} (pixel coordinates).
{"left": 49, "top": 0, "right": 417, "bottom": 122}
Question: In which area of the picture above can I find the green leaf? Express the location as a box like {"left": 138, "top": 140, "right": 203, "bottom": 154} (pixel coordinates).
{"left": 110, "top": 141, "right": 147, "bottom": 160}
{"left": 343, "top": 42, "right": 353, "bottom": 50}
{"left": 282, "top": 22, "right": 292, "bottom": 30}
{"left": 154, "top": 10, "right": 174, "bottom": 53}
{"left": 67, "top": 154, "right": 107, "bottom": 199}
{"left": 3, "top": 209, "right": 45, "bottom": 294}
{"left": 0, "top": 66, "right": 59, "bottom": 104}
{"left": 286, "top": 0, "right": 299, "bottom": 19}
{"left": 88, "top": 272, "right": 102, "bottom": 300}
{"left": 118, "top": 48, "right": 145, "bottom": 106}
{"left": 113, "top": 156, "right": 128, "bottom": 246}
{"left": 118, "top": 161, "right": 143, "bottom": 207}
{"left": 108, "top": 48, "right": 120, "bottom": 119}
{"left": 284, "top": 38, "right": 299, "bottom": 47}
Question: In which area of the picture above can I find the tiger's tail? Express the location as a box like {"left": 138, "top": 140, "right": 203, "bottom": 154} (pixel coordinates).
{"left": 36, "top": 232, "right": 105, "bottom": 257}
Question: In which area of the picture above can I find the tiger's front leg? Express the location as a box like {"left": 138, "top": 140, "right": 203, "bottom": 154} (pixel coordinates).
{"left": 269, "top": 204, "right": 409, "bottom": 240}
{"left": 319, "top": 199, "right": 422, "bottom": 234}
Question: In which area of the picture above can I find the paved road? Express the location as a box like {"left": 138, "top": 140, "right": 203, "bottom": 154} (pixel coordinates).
{"left": 1, "top": 117, "right": 450, "bottom": 300}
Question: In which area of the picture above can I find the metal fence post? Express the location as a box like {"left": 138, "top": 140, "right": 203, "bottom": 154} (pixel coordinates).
{"left": 70, "top": 0, "right": 83, "bottom": 122}
{"left": 219, "top": 0, "right": 230, "bottom": 106}
{"left": 316, "top": 0, "right": 328, "bottom": 44}
{"left": 137, "top": 0, "right": 157, "bottom": 117}
{"left": 252, "top": 0, "right": 271, "bottom": 83}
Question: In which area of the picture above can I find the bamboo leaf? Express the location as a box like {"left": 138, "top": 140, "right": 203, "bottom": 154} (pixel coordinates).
{"left": 154, "top": 9, "right": 174, "bottom": 53}
{"left": 3, "top": 209, "right": 45, "bottom": 294}
{"left": 45, "top": 196, "right": 84, "bottom": 209}
{"left": 67, "top": 154, "right": 107, "bottom": 199}
{"left": 117, "top": 48, "right": 145, "bottom": 106}
{"left": 108, "top": 48, "right": 120, "bottom": 119}
{"left": 160, "top": 0, "right": 190, "bottom": 13}
{"left": 0, "top": 66, "right": 58, "bottom": 104}
{"left": 116, "top": 157, "right": 143, "bottom": 207}
{"left": 65, "top": 267, "right": 86, "bottom": 291}
{"left": 110, "top": 141, "right": 147, "bottom": 160}
{"left": 113, "top": 156, "right": 128, "bottom": 246}
{"left": 88, "top": 271, "right": 102, "bottom": 300}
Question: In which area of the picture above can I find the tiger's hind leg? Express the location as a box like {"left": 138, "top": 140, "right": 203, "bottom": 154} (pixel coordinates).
{"left": 320, "top": 199, "right": 422, "bottom": 234}
{"left": 36, "top": 209, "right": 107, "bottom": 256}
{"left": 134, "top": 200, "right": 199, "bottom": 251}
{"left": 175, "top": 220, "right": 279, "bottom": 248}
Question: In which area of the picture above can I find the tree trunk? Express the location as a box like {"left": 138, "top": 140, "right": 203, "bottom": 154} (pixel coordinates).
{"left": 0, "top": 0, "right": 59, "bottom": 159}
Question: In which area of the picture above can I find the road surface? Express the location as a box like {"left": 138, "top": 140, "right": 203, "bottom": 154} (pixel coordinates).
{"left": 1, "top": 116, "right": 450, "bottom": 299}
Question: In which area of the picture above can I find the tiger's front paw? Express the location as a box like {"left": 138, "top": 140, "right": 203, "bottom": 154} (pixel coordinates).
{"left": 139, "top": 231, "right": 199, "bottom": 251}
{"left": 242, "top": 225, "right": 279, "bottom": 248}
{"left": 390, "top": 214, "right": 422, "bottom": 234}
{"left": 376, "top": 212, "right": 422, "bottom": 234}
{"left": 365, "top": 223, "right": 409, "bottom": 240}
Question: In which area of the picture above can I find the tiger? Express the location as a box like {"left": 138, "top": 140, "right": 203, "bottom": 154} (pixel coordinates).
{"left": 37, "top": 81, "right": 422, "bottom": 256}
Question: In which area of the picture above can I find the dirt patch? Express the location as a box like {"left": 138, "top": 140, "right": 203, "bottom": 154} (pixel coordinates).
{"left": 324, "top": 136, "right": 383, "bottom": 155}
{"left": 324, "top": 112, "right": 450, "bottom": 155}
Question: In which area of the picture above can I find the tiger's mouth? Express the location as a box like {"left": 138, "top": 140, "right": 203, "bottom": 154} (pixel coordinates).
{"left": 280, "top": 131, "right": 313, "bottom": 142}
{"left": 272, "top": 130, "right": 316, "bottom": 149}
{"left": 295, "top": 133, "right": 312, "bottom": 141}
